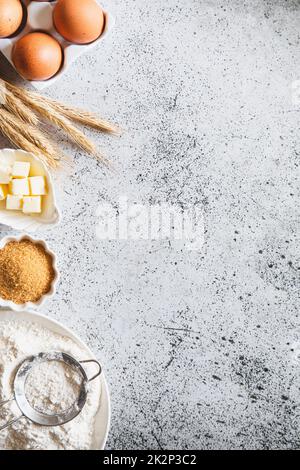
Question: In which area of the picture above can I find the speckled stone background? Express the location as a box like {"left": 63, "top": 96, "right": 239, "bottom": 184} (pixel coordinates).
{"left": 0, "top": 0, "right": 299, "bottom": 450}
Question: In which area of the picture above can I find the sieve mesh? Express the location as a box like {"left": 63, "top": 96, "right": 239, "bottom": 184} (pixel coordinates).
{"left": 0, "top": 352, "right": 101, "bottom": 430}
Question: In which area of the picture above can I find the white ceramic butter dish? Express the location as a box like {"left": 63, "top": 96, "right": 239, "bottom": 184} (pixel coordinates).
{"left": 0, "top": 148, "right": 60, "bottom": 232}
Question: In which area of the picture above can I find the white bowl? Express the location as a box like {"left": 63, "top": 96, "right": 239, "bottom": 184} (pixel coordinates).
{"left": 0, "top": 1, "right": 115, "bottom": 90}
{"left": 0, "top": 234, "right": 59, "bottom": 312}
{"left": 0, "top": 148, "right": 60, "bottom": 232}
{"left": 0, "top": 308, "right": 111, "bottom": 450}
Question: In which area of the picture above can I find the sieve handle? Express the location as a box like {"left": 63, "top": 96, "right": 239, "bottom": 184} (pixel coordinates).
{"left": 0, "top": 397, "right": 14, "bottom": 407}
{"left": 0, "top": 397, "right": 24, "bottom": 432}
{"left": 80, "top": 359, "right": 102, "bottom": 382}
{"left": 0, "top": 415, "right": 24, "bottom": 432}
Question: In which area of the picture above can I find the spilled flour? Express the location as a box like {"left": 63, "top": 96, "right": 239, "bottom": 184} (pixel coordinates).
{"left": 0, "top": 319, "right": 101, "bottom": 450}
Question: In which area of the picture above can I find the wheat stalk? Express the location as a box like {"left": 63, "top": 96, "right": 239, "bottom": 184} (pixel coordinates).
{"left": 43, "top": 100, "right": 120, "bottom": 134}
{"left": 4, "top": 80, "right": 119, "bottom": 134}
{"left": 0, "top": 78, "right": 117, "bottom": 168}
{"left": 0, "top": 81, "right": 38, "bottom": 126}
{"left": 9, "top": 84, "right": 109, "bottom": 161}
{"left": 0, "top": 108, "right": 64, "bottom": 168}
{"left": 0, "top": 117, "right": 57, "bottom": 169}
{"left": 0, "top": 111, "right": 60, "bottom": 169}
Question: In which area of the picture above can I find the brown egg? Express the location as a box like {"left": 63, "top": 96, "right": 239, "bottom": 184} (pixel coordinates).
{"left": 0, "top": 0, "right": 23, "bottom": 38}
{"left": 12, "top": 32, "right": 63, "bottom": 81}
{"left": 53, "top": 0, "right": 104, "bottom": 45}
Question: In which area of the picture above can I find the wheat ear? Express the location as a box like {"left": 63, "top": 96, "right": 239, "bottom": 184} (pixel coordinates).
{"left": 27, "top": 93, "right": 119, "bottom": 134}
{"left": 43, "top": 100, "right": 120, "bottom": 134}
{"left": 8, "top": 84, "right": 97, "bottom": 154}
{"left": 4, "top": 80, "right": 119, "bottom": 134}
{"left": 6, "top": 84, "right": 107, "bottom": 158}
{"left": 0, "top": 108, "right": 64, "bottom": 168}
{"left": 0, "top": 111, "right": 60, "bottom": 169}
{"left": 0, "top": 80, "right": 38, "bottom": 126}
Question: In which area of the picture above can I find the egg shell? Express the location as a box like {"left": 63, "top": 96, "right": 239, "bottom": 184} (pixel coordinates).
{"left": 12, "top": 31, "right": 63, "bottom": 81}
{"left": 53, "top": 0, "right": 104, "bottom": 45}
{"left": 0, "top": 1, "right": 114, "bottom": 89}
{"left": 0, "top": 0, "right": 23, "bottom": 38}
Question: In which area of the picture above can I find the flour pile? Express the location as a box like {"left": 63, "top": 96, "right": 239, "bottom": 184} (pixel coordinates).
{"left": 25, "top": 360, "right": 82, "bottom": 415}
{"left": 0, "top": 319, "right": 101, "bottom": 450}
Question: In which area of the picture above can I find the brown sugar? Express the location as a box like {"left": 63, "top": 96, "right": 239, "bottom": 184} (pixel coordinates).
{"left": 0, "top": 239, "right": 55, "bottom": 304}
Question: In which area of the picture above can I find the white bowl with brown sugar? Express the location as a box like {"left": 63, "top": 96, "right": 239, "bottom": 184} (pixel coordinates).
{"left": 0, "top": 234, "right": 59, "bottom": 312}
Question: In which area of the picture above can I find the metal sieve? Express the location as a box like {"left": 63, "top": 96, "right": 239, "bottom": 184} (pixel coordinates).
{"left": 0, "top": 352, "right": 102, "bottom": 430}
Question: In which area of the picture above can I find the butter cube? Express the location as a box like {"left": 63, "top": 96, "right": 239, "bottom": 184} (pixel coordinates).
{"left": 0, "top": 162, "right": 12, "bottom": 183}
{"left": 23, "top": 196, "right": 42, "bottom": 214}
{"left": 6, "top": 194, "right": 23, "bottom": 211}
{"left": 12, "top": 161, "right": 30, "bottom": 178}
{"left": 29, "top": 176, "right": 47, "bottom": 196}
{"left": 0, "top": 170, "right": 10, "bottom": 184}
{"left": 0, "top": 184, "right": 8, "bottom": 201}
{"left": 9, "top": 178, "right": 30, "bottom": 196}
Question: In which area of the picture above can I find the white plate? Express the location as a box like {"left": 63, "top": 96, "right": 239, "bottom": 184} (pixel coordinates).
{"left": 0, "top": 308, "right": 111, "bottom": 450}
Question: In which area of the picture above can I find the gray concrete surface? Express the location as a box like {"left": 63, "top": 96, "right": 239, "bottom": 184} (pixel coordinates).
{"left": 0, "top": 0, "right": 299, "bottom": 450}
